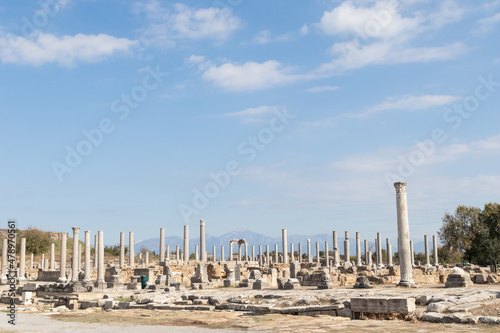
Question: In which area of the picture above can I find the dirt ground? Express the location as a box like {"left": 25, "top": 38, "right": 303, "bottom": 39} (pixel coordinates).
{"left": 51, "top": 308, "right": 500, "bottom": 333}
{"left": 469, "top": 303, "right": 500, "bottom": 317}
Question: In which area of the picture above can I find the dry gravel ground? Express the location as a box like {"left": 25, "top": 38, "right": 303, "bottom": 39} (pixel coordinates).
{"left": 1, "top": 309, "right": 500, "bottom": 333}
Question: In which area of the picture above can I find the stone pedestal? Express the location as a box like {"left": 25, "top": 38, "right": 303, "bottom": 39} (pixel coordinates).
{"left": 445, "top": 267, "right": 473, "bottom": 288}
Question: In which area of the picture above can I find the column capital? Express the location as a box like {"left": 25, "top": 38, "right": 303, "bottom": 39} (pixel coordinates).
{"left": 394, "top": 182, "right": 407, "bottom": 193}
{"left": 72, "top": 227, "right": 80, "bottom": 233}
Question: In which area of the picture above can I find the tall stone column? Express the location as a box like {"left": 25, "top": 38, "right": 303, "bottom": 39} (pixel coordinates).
{"left": 78, "top": 244, "right": 82, "bottom": 270}
{"left": 394, "top": 182, "right": 415, "bottom": 287}
{"left": 274, "top": 244, "right": 278, "bottom": 263}
{"left": 237, "top": 244, "right": 241, "bottom": 262}
{"left": 199, "top": 220, "right": 206, "bottom": 262}
{"left": 376, "top": 233, "right": 382, "bottom": 266}
{"left": 159, "top": 228, "right": 165, "bottom": 263}
{"left": 213, "top": 245, "right": 216, "bottom": 261}
{"left": 316, "top": 242, "right": 320, "bottom": 264}
{"left": 344, "top": 231, "right": 350, "bottom": 263}
{"left": 18, "top": 238, "right": 26, "bottom": 283}
{"left": 41, "top": 253, "right": 45, "bottom": 269}
{"left": 59, "top": 233, "right": 67, "bottom": 282}
{"left": 30, "top": 253, "right": 33, "bottom": 269}
{"left": 1, "top": 239, "right": 7, "bottom": 284}
{"left": 244, "top": 242, "right": 248, "bottom": 262}
{"left": 282, "top": 229, "right": 288, "bottom": 264}
{"left": 129, "top": 232, "right": 135, "bottom": 267}
{"left": 221, "top": 245, "right": 224, "bottom": 262}
{"left": 324, "top": 242, "right": 329, "bottom": 267}
{"left": 386, "top": 238, "right": 393, "bottom": 266}
{"left": 195, "top": 246, "right": 199, "bottom": 261}
{"left": 410, "top": 241, "right": 415, "bottom": 266}
{"left": 266, "top": 245, "right": 270, "bottom": 265}
{"left": 424, "top": 235, "right": 430, "bottom": 266}
{"left": 364, "top": 239, "right": 368, "bottom": 264}
{"left": 298, "top": 243, "right": 302, "bottom": 263}
{"left": 72, "top": 227, "right": 80, "bottom": 282}
{"left": 259, "top": 245, "right": 263, "bottom": 266}
{"left": 166, "top": 245, "right": 170, "bottom": 261}
{"left": 252, "top": 245, "right": 255, "bottom": 261}
{"left": 119, "top": 232, "right": 124, "bottom": 268}
{"left": 433, "top": 235, "right": 439, "bottom": 266}
{"left": 145, "top": 251, "right": 149, "bottom": 266}
{"left": 183, "top": 225, "right": 189, "bottom": 262}
{"left": 290, "top": 243, "right": 294, "bottom": 262}
{"left": 229, "top": 242, "right": 233, "bottom": 261}
{"left": 307, "top": 239, "right": 312, "bottom": 263}
{"left": 355, "top": 232, "right": 361, "bottom": 266}
{"left": 333, "top": 231, "right": 340, "bottom": 266}
{"left": 93, "top": 235, "right": 98, "bottom": 269}
{"left": 97, "top": 231, "right": 105, "bottom": 285}
{"left": 50, "top": 243, "right": 55, "bottom": 270}
{"left": 176, "top": 246, "right": 180, "bottom": 261}
{"left": 84, "top": 231, "right": 91, "bottom": 282}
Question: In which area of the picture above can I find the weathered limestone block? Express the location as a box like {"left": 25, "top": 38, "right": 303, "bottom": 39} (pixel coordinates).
{"left": 127, "top": 275, "right": 141, "bottom": 290}
{"left": 253, "top": 279, "right": 271, "bottom": 290}
{"left": 283, "top": 278, "right": 301, "bottom": 290}
{"left": 351, "top": 297, "right": 415, "bottom": 314}
{"left": 317, "top": 269, "right": 334, "bottom": 289}
{"left": 353, "top": 276, "right": 372, "bottom": 289}
{"left": 445, "top": 267, "right": 473, "bottom": 288}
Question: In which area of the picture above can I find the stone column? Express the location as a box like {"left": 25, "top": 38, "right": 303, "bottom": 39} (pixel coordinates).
{"left": 200, "top": 220, "right": 206, "bottom": 262}
{"left": 183, "top": 225, "right": 189, "bottom": 262}
{"left": 433, "top": 235, "right": 439, "bottom": 266}
{"left": 355, "top": 232, "right": 361, "bottom": 266}
{"left": 50, "top": 243, "right": 55, "bottom": 270}
{"left": 145, "top": 251, "right": 149, "bottom": 266}
{"left": 410, "top": 241, "right": 415, "bottom": 266}
{"left": 394, "top": 182, "right": 415, "bottom": 287}
{"left": 237, "top": 244, "right": 241, "bottom": 262}
{"left": 71, "top": 227, "right": 80, "bottom": 282}
{"left": 298, "top": 243, "right": 302, "bottom": 263}
{"left": 84, "top": 231, "right": 91, "bottom": 282}
{"left": 166, "top": 245, "right": 170, "bottom": 261}
{"left": 274, "top": 244, "right": 278, "bottom": 263}
{"left": 259, "top": 245, "right": 263, "bottom": 266}
{"left": 41, "top": 253, "right": 45, "bottom": 269}
{"left": 159, "top": 228, "right": 165, "bottom": 263}
{"left": 324, "top": 242, "right": 329, "bottom": 267}
{"left": 307, "top": 239, "right": 312, "bottom": 263}
{"left": 195, "top": 245, "right": 199, "bottom": 261}
{"left": 176, "top": 246, "right": 180, "bottom": 261}
{"left": 97, "top": 231, "right": 104, "bottom": 285}
{"left": 386, "top": 238, "right": 393, "bottom": 266}
{"left": 221, "top": 246, "right": 224, "bottom": 262}
{"left": 59, "top": 233, "right": 67, "bottom": 282}
{"left": 119, "top": 232, "right": 124, "bottom": 268}
{"left": 290, "top": 243, "right": 294, "bottom": 262}
{"left": 1, "top": 239, "right": 7, "bottom": 284}
{"left": 367, "top": 251, "right": 372, "bottom": 266}
{"left": 364, "top": 239, "right": 368, "bottom": 265}
{"left": 282, "top": 229, "right": 288, "bottom": 264}
{"left": 93, "top": 235, "right": 98, "bottom": 269}
{"left": 376, "top": 232, "right": 382, "bottom": 266}
{"left": 30, "top": 253, "right": 33, "bottom": 269}
{"left": 266, "top": 245, "right": 270, "bottom": 265}
{"left": 213, "top": 245, "right": 216, "bottom": 261}
{"left": 424, "top": 235, "right": 430, "bottom": 266}
{"left": 252, "top": 245, "right": 255, "bottom": 261}
{"left": 316, "top": 242, "right": 320, "bottom": 264}
{"left": 244, "top": 242, "right": 248, "bottom": 262}
{"left": 78, "top": 243, "right": 82, "bottom": 270}
{"left": 344, "top": 231, "right": 350, "bottom": 263}
{"left": 19, "top": 238, "right": 26, "bottom": 282}
{"left": 129, "top": 232, "right": 135, "bottom": 267}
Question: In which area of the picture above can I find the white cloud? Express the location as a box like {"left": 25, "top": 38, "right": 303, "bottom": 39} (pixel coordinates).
{"left": 299, "top": 24, "right": 309, "bottom": 35}
{"left": 350, "top": 94, "right": 461, "bottom": 118}
{"left": 219, "top": 105, "right": 284, "bottom": 123}
{"left": 202, "top": 60, "right": 303, "bottom": 91}
{"left": 0, "top": 31, "right": 136, "bottom": 66}
{"left": 254, "top": 30, "right": 271, "bottom": 44}
{"left": 314, "top": 1, "right": 466, "bottom": 73}
{"left": 186, "top": 54, "right": 205, "bottom": 64}
{"left": 134, "top": 1, "right": 241, "bottom": 45}
{"left": 307, "top": 85, "right": 338, "bottom": 93}
{"left": 475, "top": 12, "right": 500, "bottom": 33}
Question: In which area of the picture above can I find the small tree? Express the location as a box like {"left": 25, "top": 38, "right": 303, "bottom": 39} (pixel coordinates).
{"left": 483, "top": 238, "right": 500, "bottom": 272}
{"left": 21, "top": 227, "right": 52, "bottom": 255}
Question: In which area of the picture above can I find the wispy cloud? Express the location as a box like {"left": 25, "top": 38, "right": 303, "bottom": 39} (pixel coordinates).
{"left": 345, "top": 94, "right": 461, "bottom": 118}
{"left": 134, "top": 1, "right": 241, "bottom": 46}
{"left": 217, "top": 105, "right": 284, "bottom": 123}
{"left": 307, "top": 85, "right": 338, "bottom": 93}
{"left": 0, "top": 31, "right": 136, "bottom": 66}
{"left": 475, "top": 12, "right": 500, "bottom": 33}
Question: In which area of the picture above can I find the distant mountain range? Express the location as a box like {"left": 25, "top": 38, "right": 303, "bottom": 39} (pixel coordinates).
{"left": 131, "top": 229, "right": 429, "bottom": 256}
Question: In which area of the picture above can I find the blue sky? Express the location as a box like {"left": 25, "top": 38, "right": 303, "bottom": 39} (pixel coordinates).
{"left": 1, "top": 0, "right": 499, "bottom": 246}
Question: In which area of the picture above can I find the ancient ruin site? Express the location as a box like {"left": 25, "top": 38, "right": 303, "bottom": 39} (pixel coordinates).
{"left": 1, "top": 182, "right": 500, "bottom": 332}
